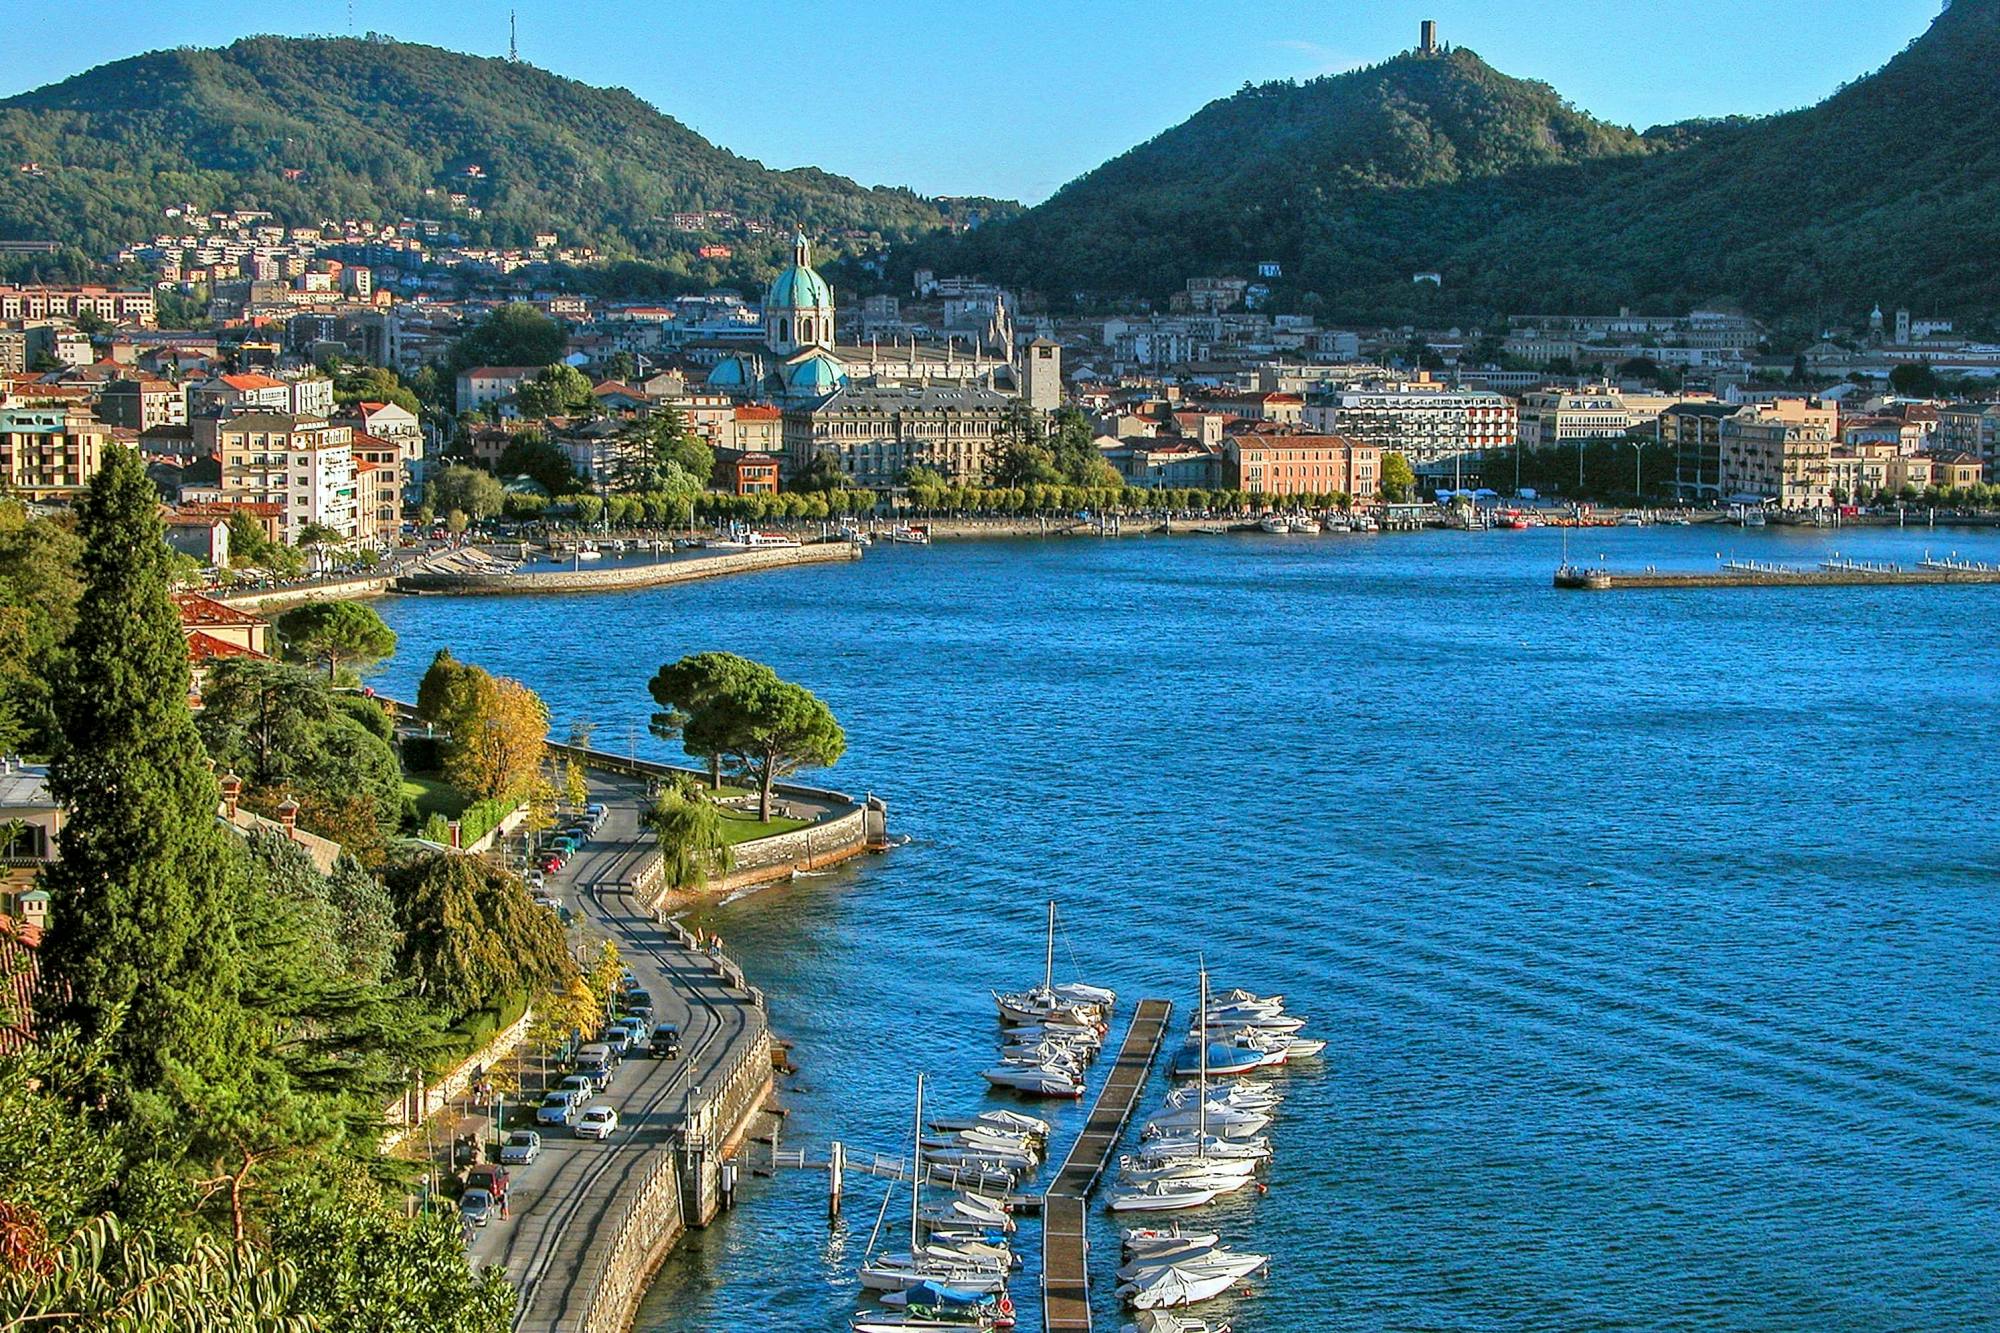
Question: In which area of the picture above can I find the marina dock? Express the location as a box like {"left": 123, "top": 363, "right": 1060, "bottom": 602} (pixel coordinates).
{"left": 1041, "top": 997, "right": 1173, "bottom": 1333}
{"left": 1556, "top": 556, "right": 2000, "bottom": 590}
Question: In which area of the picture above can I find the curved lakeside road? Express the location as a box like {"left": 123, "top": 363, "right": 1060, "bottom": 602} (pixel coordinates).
{"left": 467, "top": 775, "right": 764, "bottom": 1328}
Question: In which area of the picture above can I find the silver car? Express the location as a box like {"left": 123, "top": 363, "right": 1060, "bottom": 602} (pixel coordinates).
{"left": 499, "top": 1130, "right": 542, "bottom": 1165}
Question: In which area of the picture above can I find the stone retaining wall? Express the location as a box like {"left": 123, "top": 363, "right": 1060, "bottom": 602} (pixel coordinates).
{"left": 573, "top": 1026, "right": 774, "bottom": 1333}
{"left": 393, "top": 542, "right": 858, "bottom": 596}
{"left": 216, "top": 575, "right": 392, "bottom": 611}
{"left": 379, "top": 1004, "right": 535, "bottom": 1151}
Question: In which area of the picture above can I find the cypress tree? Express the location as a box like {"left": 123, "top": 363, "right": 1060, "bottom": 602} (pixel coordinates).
{"left": 35, "top": 446, "right": 242, "bottom": 1120}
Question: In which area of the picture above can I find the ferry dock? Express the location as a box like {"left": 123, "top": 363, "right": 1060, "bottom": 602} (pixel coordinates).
{"left": 1555, "top": 555, "right": 2000, "bottom": 590}
{"left": 1041, "top": 997, "right": 1174, "bottom": 1333}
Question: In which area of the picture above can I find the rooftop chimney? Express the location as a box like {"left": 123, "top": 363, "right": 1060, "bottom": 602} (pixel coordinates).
{"left": 276, "top": 796, "right": 299, "bottom": 831}
{"left": 1420, "top": 19, "right": 1439, "bottom": 54}
{"left": 219, "top": 772, "right": 242, "bottom": 818}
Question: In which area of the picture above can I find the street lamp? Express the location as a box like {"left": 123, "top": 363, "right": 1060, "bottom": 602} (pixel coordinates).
{"left": 1628, "top": 438, "right": 1649, "bottom": 503}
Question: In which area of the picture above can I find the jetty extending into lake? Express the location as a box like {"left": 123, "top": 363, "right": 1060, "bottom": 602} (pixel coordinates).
{"left": 1041, "top": 998, "right": 1173, "bottom": 1333}
{"left": 393, "top": 540, "right": 859, "bottom": 596}
{"left": 1555, "top": 556, "right": 2000, "bottom": 590}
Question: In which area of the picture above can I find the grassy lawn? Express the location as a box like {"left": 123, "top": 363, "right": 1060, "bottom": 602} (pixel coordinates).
{"left": 401, "top": 774, "right": 467, "bottom": 820}
{"left": 715, "top": 805, "right": 812, "bottom": 846}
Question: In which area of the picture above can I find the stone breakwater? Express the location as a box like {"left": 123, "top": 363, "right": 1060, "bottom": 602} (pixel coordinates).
{"left": 393, "top": 541, "right": 859, "bottom": 595}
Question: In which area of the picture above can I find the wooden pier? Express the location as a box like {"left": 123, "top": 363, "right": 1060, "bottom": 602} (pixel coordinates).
{"left": 1041, "top": 997, "right": 1174, "bottom": 1333}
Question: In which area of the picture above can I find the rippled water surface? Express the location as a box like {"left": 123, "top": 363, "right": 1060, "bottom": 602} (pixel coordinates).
{"left": 371, "top": 525, "right": 2000, "bottom": 1332}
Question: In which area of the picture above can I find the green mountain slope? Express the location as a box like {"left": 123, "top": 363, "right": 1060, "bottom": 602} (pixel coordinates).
{"left": 936, "top": 44, "right": 1656, "bottom": 306}
{"left": 945, "top": 0, "right": 2000, "bottom": 322}
{"left": 0, "top": 36, "right": 975, "bottom": 263}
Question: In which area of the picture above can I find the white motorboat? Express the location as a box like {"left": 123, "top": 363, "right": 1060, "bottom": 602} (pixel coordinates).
{"left": 1169, "top": 1040, "right": 1284, "bottom": 1078}
{"left": 1159, "top": 1083, "right": 1276, "bottom": 1114}
{"left": 1106, "top": 1178, "right": 1235, "bottom": 1212}
{"left": 923, "top": 1128, "right": 1040, "bottom": 1155}
{"left": 1117, "top": 1240, "right": 1224, "bottom": 1282}
{"left": 853, "top": 1313, "right": 998, "bottom": 1333}
{"left": 980, "top": 1063, "right": 1083, "bottom": 1097}
{"left": 1123, "top": 1227, "right": 1220, "bottom": 1256}
{"left": 1143, "top": 1105, "right": 1270, "bottom": 1139}
{"left": 1118, "top": 1250, "right": 1268, "bottom": 1309}
{"left": 918, "top": 1196, "right": 1014, "bottom": 1233}
{"left": 1287, "top": 516, "right": 1320, "bottom": 534}
{"left": 1118, "top": 1156, "right": 1258, "bottom": 1185}
{"left": 1256, "top": 516, "right": 1290, "bottom": 534}
{"left": 1194, "top": 1009, "right": 1306, "bottom": 1035}
{"left": 930, "top": 1111, "right": 1050, "bottom": 1139}
{"left": 1130, "top": 1134, "right": 1270, "bottom": 1164}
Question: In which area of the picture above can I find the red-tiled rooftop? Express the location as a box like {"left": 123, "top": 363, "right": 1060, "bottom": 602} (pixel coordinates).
{"left": 173, "top": 591, "right": 266, "bottom": 629}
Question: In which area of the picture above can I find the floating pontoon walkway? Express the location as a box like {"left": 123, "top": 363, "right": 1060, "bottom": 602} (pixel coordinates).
{"left": 1041, "top": 997, "right": 1173, "bottom": 1333}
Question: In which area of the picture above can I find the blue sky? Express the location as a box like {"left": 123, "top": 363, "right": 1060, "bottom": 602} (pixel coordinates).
{"left": 0, "top": 0, "right": 1947, "bottom": 202}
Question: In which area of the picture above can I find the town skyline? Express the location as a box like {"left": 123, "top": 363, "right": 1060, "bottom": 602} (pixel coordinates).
{"left": 0, "top": 0, "right": 1948, "bottom": 203}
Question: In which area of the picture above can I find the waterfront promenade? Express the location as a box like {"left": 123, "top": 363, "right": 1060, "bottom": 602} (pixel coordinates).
{"left": 466, "top": 775, "right": 772, "bottom": 1332}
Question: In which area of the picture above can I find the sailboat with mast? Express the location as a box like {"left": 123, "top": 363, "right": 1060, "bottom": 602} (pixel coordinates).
{"left": 860, "top": 1075, "right": 1014, "bottom": 1296}
{"left": 983, "top": 901, "right": 1111, "bottom": 1096}
{"left": 1109, "top": 966, "right": 1264, "bottom": 1212}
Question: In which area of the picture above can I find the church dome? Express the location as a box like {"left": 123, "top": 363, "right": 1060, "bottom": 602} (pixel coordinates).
{"left": 784, "top": 351, "right": 847, "bottom": 397}
{"left": 766, "top": 233, "right": 832, "bottom": 312}
{"left": 706, "top": 355, "right": 752, "bottom": 388}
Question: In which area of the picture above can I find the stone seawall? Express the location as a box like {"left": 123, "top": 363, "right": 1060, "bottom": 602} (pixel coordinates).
{"left": 216, "top": 575, "right": 392, "bottom": 611}
{"left": 393, "top": 542, "right": 859, "bottom": 596}
{"left": 571, "top": 1018, "right": 775, "bottom": 1333}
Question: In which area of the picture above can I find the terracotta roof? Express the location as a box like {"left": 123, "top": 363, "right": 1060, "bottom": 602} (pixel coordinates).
{"left": 0, "top": 917, "right": 41, "bottom": 1057}
{"left": 734, "top": 404, "right": 782, "bottom": 421}
{"left": 173, "top": 591, "right": 266, "bottom": 630}
{"left": 218, "top": 372, "right": 286, "bottom": 391}
{"left": 1233, "top": 432, "right": 1364, "bottom": 450}
{"left": 186, "top": 630, "right": 268, "bottom": 664}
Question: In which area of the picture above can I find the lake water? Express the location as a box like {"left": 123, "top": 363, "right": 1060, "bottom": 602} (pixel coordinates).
{"left": 370, "top": 523, "right": 2000, "bottom": 1333}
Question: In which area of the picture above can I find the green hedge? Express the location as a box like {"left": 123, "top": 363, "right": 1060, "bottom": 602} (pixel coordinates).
{"left": 436, "top": 989, "right": 531, "bottom": 1071}
{"left": 458, "top": 797, "right": 520, "bottom": 847}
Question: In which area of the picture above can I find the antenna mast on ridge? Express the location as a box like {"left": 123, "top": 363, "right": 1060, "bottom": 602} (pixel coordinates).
{"left": 509, "top": 10, "right": 519, "bottom": 62}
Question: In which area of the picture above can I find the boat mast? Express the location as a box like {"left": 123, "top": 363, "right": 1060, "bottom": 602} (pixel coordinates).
{"left": 1043, "top": 898, "right": 1055, "bottom": 994}
{"left": 1197, "top": 961, "right": 1208, "bottom": 1151}
{"left": 910, "top": 1072, "right": 924, "bottom": 1255}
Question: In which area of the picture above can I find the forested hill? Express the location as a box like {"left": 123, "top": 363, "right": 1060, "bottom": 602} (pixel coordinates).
{"left": 937, "top": 0, "right": 2000, "bottom": 324}
{"left": 0, "top": 36, "right": 981, "bottom": 264}
{"left": 929, "top": 44, "right": 1657, "bottom": 311}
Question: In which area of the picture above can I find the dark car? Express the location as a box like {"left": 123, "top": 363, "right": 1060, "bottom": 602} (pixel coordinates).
{"left": 465, "top": 1164, "right": 510, "bottom": 1204}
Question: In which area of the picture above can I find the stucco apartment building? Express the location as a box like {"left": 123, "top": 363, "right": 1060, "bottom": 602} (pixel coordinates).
{"left": 1935, "top": 403, "right": 2000, "bottom": 481}
{"left": 1226, "top": 434, "right": 1382, "bottom": 500}
{"left": 784, "top": 383, "right": 1013, "bottom": 489}
{"left": 96, "top": 376, "right": 187, "bottom": 431}
{"left": 1714, "top": 398, "right": 1840, "bottom": 509}
{"left": 0, "top": 285, "right": 156, "bottom": 325}
{"left": 0, "top": 404, "right": 121, "bottom": 500}
{"left": 1303, "top": 380, "right": 1516, "bottom": 483}
{"left": 214, "top": 412, "right": 359, "bottom": 542}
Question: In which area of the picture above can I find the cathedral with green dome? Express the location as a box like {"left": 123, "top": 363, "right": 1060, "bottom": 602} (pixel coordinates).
{"left": 704, "top": 231, "right": 1013, "bottom": 406}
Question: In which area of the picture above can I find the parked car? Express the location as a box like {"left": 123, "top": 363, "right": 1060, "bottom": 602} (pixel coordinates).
{"left": 499, "top": 1130, "right": 542, "bottom": 1166}
{"left": 459, "top": 1188, "right": 494, "bottom": 1227}
{"left": 577, "top": 1040, "right": 616, "bottom": 1071}
{"left": 599, "top": 1029, "right": 633, "bottom": 1059}
{"left": 624, "top": 988, "right": 654, "bottom": 1013}
{"left": 557, "top": 1073, "right": 598, "bottom": 1100}
{"left": 524, "top": 869, "right": 546, "bottom": 888}
{"left": 575, "top": 1105, "right": 619, "bottom": 1140}
{"left": 650, "top": 1023, "right": 682, "bottom": 1058}
{"left": 574, "top": 1058, "right": 613, "bottom": 1091}
{"left": 539, "top": 854, "right": 565, "bottom": 874}
{"left": 537, "top": 1091, "right": 582, "bottom": 1126}
{"left": 585, "top": 801, "right": 607, "bottom": 821}
{"left": 465, "top": 1165, "right": 510, "bottom": 1204}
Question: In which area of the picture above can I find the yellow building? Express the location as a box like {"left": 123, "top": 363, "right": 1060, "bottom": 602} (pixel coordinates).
{"left": 0, "top": 405, "right": 120, "bottom": 500}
